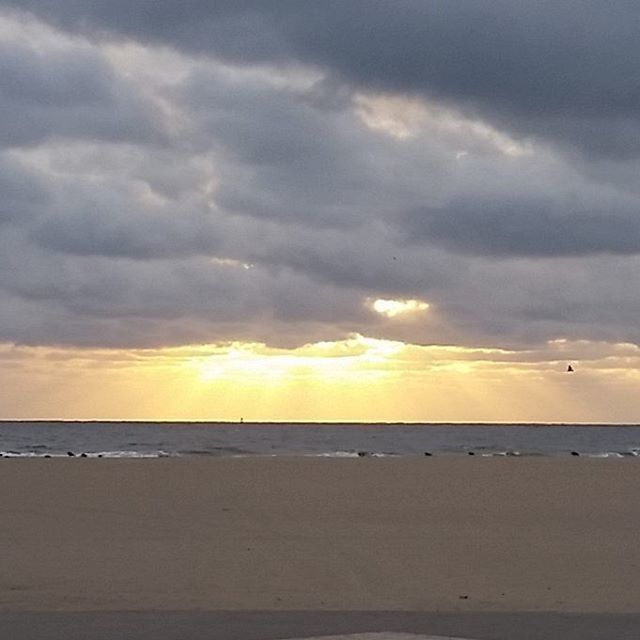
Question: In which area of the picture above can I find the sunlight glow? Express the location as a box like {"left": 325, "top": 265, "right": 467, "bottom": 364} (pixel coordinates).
{"left": 3, "top": 337, "right": 640, "bottom": 422}
{"left": 189, "top": 334, "right": 404, "bottom": 383}
{"left": 210, "top": 257, "right": 253, "bottom": 269}
{"left": 370, "top": 298, "right": 430, "bottom": 318}
{"left": 353, "top": 92, "right": 532, "bottom": 156}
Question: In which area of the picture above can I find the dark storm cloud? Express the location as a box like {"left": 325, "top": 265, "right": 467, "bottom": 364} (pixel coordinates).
{"left": 432, "top": 255, "right": 640, "bottom": 348}
{"left": 0, "top": 146, "right": 220, "bottom": 260}
{"left": 3, "top": 3, "right": 640, "bottom": 354}
{"left": 0, "top": 37, "right": 164, "bottom": 148}
{"left": 31, "top": 207, "right": 215, "bottom": 260}
{"left": 6, "top": 0, "right": 640, "bottom": 157}
{"left": 30, "top": 179, "right": 218, "bottom": 260}
{"left": 402, "top": 192, "right": 640, "bottom": 257}
{"left": 0, "top": 156, "right": 48, "bottom": 224}
{"left": 0, "top": 227, "right": 371, "bottom": 348}
{"left": 169, "top": 64, "right": 448, "bottom": 230}
{"left": 246, "top": 223, "right": 451, "bottom": 296}
{"left": 180, "top": 70, "right": 370, "bottom": 227}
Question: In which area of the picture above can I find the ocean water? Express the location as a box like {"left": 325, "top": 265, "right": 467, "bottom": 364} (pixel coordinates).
{"left": 1, "top": 421, "right": 640, "bottom": 458}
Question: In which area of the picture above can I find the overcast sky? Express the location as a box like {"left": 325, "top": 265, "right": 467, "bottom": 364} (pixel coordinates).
{"left": 2, "top": 1, "right": 640, "bottom": 360}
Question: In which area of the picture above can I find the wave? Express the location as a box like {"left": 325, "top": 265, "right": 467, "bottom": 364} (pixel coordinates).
{"left": 315, "top": 451, "right": 361, "bottom": 458}
{"left": 2, "top": 447, "right": 640, "bottom": 459}
{"left": 0, "top": 450, "right": 173, "bottom": 458}
{"left": 177, "top": 446, "right": 250, "bottom": 456}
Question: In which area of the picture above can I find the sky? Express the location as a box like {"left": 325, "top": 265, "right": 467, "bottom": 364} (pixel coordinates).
{"left": 2, "top": 1, "right": 640, "bottom": 421}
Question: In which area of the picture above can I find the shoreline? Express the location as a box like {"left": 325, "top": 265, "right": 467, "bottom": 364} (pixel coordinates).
{"left": 2, "top": 457, "right": 640, "bottom": 613}
{"left": 2, "top": 452, "right": 638, "bottom": 458}
{"left": 4, "top": 421, "right": 640, "bottom": 461}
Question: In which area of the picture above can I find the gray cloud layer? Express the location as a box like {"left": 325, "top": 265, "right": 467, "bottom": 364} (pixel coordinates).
{"left": 1, "top": 3, "right": 640, "bottom": 351}
{"left": 402, "top": 190, "right": 640, "bottom": 257}
{"left": 0, "top": 39, "right": 163, "bottom": 148}
{"left": 7, "top": 1, "right": 640, "bottom": 157}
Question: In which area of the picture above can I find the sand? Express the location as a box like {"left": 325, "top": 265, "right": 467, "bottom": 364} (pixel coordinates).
{"left": 1, "top": 457, "right": 640, "bottom": 613}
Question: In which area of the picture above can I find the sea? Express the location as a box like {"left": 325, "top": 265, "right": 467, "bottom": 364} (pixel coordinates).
{"left": 2, "top": 421, "right": 640, "bottom": 459}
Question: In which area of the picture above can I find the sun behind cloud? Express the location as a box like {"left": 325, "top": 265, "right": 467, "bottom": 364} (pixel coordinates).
{"left": 370, "top": 298, "right": 430, "bottom": 318}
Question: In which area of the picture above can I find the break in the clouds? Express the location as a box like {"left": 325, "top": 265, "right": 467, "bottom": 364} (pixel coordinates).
{"left": 2, "top": 2, "right": 640, "bottom": 352}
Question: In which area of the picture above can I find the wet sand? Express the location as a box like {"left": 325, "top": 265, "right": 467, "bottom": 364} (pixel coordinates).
{"left": 3, "top": 610, "right": 640, "bottom": 640}
{"left": 1, "top": 457, "right": 640, "bottom": 613}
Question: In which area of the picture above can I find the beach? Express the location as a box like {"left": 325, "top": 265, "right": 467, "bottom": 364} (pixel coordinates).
{"left": 1, "top": 456, "right": 639, "bottom": 616}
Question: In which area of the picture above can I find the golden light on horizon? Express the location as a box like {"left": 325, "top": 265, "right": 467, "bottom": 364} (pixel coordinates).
{"left": 189, "top": 334, "right": 405, "bottom": 383}
{"left": 2, "top": 337, "right": 640, "bottom": 422}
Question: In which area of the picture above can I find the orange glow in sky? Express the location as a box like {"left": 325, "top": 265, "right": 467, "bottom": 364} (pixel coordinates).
{"left": 2, "top": 336, "right": 640, "bottom": 422}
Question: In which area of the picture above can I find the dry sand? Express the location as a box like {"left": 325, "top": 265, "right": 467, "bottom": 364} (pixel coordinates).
{"left": 1, "top": 457, "right": 639, "bottom": 613}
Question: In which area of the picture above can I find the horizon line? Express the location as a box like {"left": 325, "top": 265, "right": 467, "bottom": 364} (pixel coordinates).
{"left": 1, "top": 419, "right": 640, "bottom": 427}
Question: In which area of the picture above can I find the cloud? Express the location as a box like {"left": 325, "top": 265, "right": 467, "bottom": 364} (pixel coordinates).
{"left": 401, "top": 190, "right": 640, "bottom": 257}
{"left": 6, "top": 1, "right": 640, "bottom": 157}
{"left": 0, "top": 4, "right": 640, "bottom": 358}
{"left": 29, "top": 167, "right": 219, "bottom": 260}
{"left": 0, "top": 21, "right": 165, "bottom": 148}
{"left": 0, "top": 155, "right": 48, "bottom": 224}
